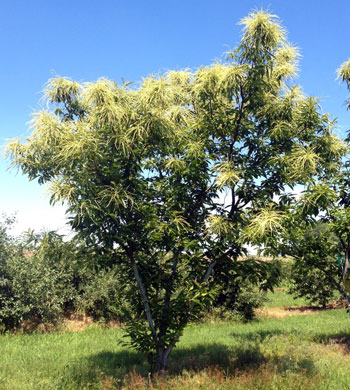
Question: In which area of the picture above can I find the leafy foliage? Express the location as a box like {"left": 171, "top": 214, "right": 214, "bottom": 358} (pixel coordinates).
{"left": 0, "top": 215, "right": 19, "bottom": 330}
{"left": 338, "top": 58, "right": 350, "bottom": 109}
{"left": 210, "top": 257, "right": 281, "bottom": 320}
{"left": 0, "top": 229, "right": 124, "bottom": 331}
{"left": 266, "top": 177, "right": 350, "bottom": 308}
{"left": 285, "top": 223, "right": 340, "bottom": 307}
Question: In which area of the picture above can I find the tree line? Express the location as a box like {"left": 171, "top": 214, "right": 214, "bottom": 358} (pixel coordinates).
{"left": 0, "top": 218, "right": 278, "bottom": 328}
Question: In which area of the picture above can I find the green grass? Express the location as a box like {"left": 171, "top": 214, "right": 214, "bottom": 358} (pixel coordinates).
{"left": 2, "top": 309, "right": 350, "bottom": 389}
{"left": 264, "top": 289, "right": 310, "bottom": 308}
{"left": 2, "top": 287, "right": 350, "bottom": 389}
{"left": 0, "top": 326, "right": 144, "bottom": 390}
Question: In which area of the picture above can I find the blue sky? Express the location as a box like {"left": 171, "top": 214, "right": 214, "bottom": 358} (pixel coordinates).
{"left": 1, "top": 0, "right": 350, "bottom": 235}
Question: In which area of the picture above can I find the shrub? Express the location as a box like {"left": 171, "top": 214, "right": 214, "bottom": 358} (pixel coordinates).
{"left": 0, "top": 215, "right": 21, "bottom": 330}
{"left": 211, "top": 280, "right": 267, "bottom": 321}
{"left": 0, "top": 228, "right": 126, "bottom": 330}
{"left": 0, "top": 231, "right": 80, "bottom": 329}
{"left": 209, "top": 257, "right": 280, "bottom": 321}
{"left": 288, "top": 258, "right": 339, "bottom": 307}
{"left": 78, "top": 267, "right": 125, "bottom": 321}
{"left": 285, "top": 223, "right": 340, "bottom": 307}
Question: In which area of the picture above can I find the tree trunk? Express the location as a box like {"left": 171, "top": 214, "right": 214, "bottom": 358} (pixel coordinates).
{"left": 150, "top": 348, "right": 172, "bottom": 376}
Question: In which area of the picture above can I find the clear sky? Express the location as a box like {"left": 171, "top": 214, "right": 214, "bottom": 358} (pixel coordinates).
{"left": 1, "top": 0, "right": 350, "bottom": 236}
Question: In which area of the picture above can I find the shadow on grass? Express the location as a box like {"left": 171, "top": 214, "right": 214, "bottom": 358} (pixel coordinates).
{"left": 57, "top": 349, "right": 149, "bottom": 389}
{"left": 171, "top": 342, "right": 315, "bottom": 376}
{"left": 313, "top": 331, "right": 350, "bottom": 353}
{"left": 59, "top": 341, "right": 316, "bottom": 388}
{"left": 230, "top": 328, "right": 286, "bottom": 342}
{"left": 286, "top": 304, "right": 339, "bottom": 312}
{"left": 170, "top": 342, "right": 265, "bottom": 373}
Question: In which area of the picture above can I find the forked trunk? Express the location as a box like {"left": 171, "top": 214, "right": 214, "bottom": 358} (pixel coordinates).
{"left": 150, "top": 347, "right": 172, "bottom": 376}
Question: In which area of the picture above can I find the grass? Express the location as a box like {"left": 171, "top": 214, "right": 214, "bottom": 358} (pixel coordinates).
{"left": 264, "top": 288, "right": 310, "bottom": 308}
{"left": 2, "top": 292, "right": 350, "bottom": 389}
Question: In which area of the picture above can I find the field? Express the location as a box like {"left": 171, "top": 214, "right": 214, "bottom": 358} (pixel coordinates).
{"left": 1, "top": 291, "right": 350, "bottom": 389}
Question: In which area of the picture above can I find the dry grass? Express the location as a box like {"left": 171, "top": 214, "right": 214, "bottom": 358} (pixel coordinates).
{"left": 16, "top": 313, "right": 123, "bottom": 334}
{"left": 117, "top": 364, "right": 323, "bottom": 390}
{"left": 257, "top": 307, "right": 308, "bottom": 318}
{"left": 258, "top": 304, "right": 341, "bottom": 319}
{"left": 62, "top": 314, "right": 95, "bottom": 332}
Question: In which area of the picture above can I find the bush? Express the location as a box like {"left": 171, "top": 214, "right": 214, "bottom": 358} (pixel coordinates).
{"left": 285, "top": 223, "right": 340, "bottom": 307}
{"left": 211, "top": 280, "right": 267, "bottom": 321}
{"left": 288, "top": 258, "right": 339, "bottom": 307}
{"left": 0, "top": 215, "right": 21, "bottom": 330}
{"left": 0, "top": 229, "right": 124, "bottom": 330}
{"left": 0, "top": 231, "right": 79, "bottom": 329}
{"left": 78, "top": 267, "right": 125, "bottom": 321}
{"left": 278, "top": 259, "right": 293, "bottom": 287}
{"left": 209, "top": 257, "right": 280, "bottom": 321}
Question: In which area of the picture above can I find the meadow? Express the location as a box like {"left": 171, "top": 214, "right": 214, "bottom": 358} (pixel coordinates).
{"left": 1, "top": 290, "right": 350, "bottom": 390}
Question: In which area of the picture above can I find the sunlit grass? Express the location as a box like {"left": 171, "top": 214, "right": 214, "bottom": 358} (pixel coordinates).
{"left": 1, "top": 308, "right": 350, "bottom": 389}
{"left": 264, "top": 289, "right": 309, "bottom": 308}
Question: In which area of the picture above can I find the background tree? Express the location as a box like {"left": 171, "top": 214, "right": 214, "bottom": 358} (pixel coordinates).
{"left": 210, "top": 257, "right": 281, "bottom": 320}
{"left": 230, "top": 57, "right": 350, "bottom": 312}
{"left": 278, "top": 220, "right": 341, "bottom": 307}
{"left": 264, "top": 165, "right": 350, "bottom": 309}
{"left": 0, "top": 215, "right": 18, "bottom": 330}
{"left": 7, "top": 10, "right": 344, "bottom": 373}
{"left": 338, "top": 58, "right": 350, "bottom": 109}
{"left": 0, "top": 227, "right": 127, "bottom": 331}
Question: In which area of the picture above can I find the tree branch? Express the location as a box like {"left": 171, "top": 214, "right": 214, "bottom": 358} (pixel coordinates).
{"left": 158, "top": 248, "right": 183, "bottom": 339}
{"left": 128, "top": 249, "right": 158, "bottom": 342}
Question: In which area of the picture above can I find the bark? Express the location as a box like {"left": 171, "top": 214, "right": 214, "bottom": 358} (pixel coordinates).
{"left": 202, "top": 258, "right": 217, "bottom": 283}
{"left": 148, "top": 346, "right": 174, "bottom": 377}
{"left": 129, "top": 252, "right": 157, "bottom": 342}
{"left": 341, "top": 248, "right": 350, "bottom": 317}
{"left": 343, "top": 248, "right": 350, "bottom": 280}
{"left": 151, "top": 347, "right": 172, "bottom": 376}
{"left": 151, "top": 254, "right": 223, "bottom": 376}
{"left": 158, "top": 249, "right": 182, "bottom": 340}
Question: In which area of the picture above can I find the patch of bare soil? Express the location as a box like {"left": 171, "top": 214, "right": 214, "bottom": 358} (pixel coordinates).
{"left": 238, "top": 256, "right": 292, "bottom": 262}
{"left": 257, "top": 302, "right": 344, "bottom": 319}
{"left": 62, "top": 314, "right": 123, "bottom": 332}
{"left": 256, "top": 307, "right": 301, "bottom": 318}
{"left": 18, "top": 314, "right": 123, "bottom": 333}
{"left": 62, "top": 314, "right": 94, "bottom": 331}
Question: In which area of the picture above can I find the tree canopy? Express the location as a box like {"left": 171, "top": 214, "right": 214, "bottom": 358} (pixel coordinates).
{"left": 259, "top": 57, "right": 350, "bottom": 309}
{"left": 7, "top": 10, "right": 345, "bottom": 373}
{"left": 338, "top": 58, "right": 350, "bottom": 110}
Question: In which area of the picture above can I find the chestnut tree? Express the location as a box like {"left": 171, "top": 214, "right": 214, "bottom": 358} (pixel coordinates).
{"left": 7, "top": 11, "right": 344, "bottom": 373}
